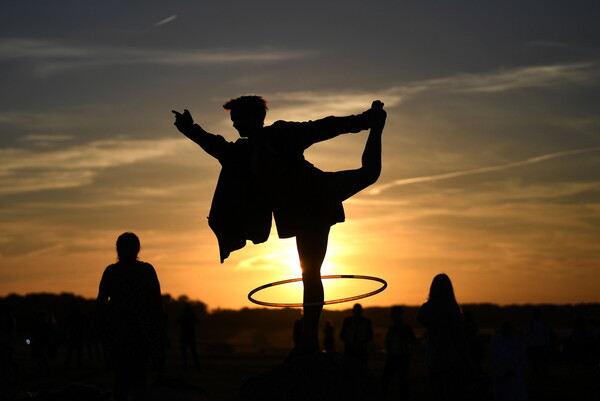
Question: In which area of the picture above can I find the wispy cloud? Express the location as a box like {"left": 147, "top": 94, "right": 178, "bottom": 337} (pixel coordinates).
{"left": 264, "top": 90, "right": 404, "bottom": 122}
{"left": 0, "top": 111, "right": 87, "bottom": 132}
{"left": 260, "top": 62, "right": 599, "bottom": 121}
{"left": 383, "top": 62, "right": 600, "bottom": 101}
{"left": 433, "top": 63, "right": 599, "bottom": 93}
{"left": 22, "top": 134, "right": 73, "bottom": 142}
{"left": 0, "top": 38, "right": 313, "bottom": 76}
{"left": 370, "top": 147, "right": 600, "bottom": 195}
{"left": 235, "top": 254, "right": 281, "bottom": 271}
{"left": 153, "top": 15, "right": 177, "bottom": 28}
{"left": 0, "top": 138, "right": 187, "bottom": 195}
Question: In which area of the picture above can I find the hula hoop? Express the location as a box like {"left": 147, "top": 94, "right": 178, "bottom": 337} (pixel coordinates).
{"left": 247, "top": 274, "right": 387, "bottom": 308}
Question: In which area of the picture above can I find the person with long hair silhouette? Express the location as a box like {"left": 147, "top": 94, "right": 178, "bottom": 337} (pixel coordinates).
{"left": 417, "top": 273, "right": 469, "bottom": 401}
{"left": 173, "top": 96, "right": 385, "bottom": 353}
{"left": 95, "top": 232, "right": 163, "bottom": 401}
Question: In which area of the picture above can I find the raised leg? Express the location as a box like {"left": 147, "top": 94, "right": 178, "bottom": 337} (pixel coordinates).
{"left": 328, "top": 121, "right": 383, "bottom": 203}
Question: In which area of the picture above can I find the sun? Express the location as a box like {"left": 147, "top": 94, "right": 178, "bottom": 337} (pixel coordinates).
{"left": 275, "top": 237, "right": 345, "bottom": 277}
{"left": 278, "top": 244, "right": 301, "bottom": 276}
{"left": 237, "top": 233, "right": 361, "bottom": 306}
{"left": 240, "top": 236, "right": 350, "bottom": 306}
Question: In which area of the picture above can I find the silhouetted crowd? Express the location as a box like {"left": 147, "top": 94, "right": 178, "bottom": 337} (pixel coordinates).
{"left": 1, "top": 269, "right": 599, "bottom": 400}
{"left": 316, "top": 276, "right": 600, "bottom": 401}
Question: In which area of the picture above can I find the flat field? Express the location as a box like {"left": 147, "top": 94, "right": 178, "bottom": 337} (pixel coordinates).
{"left": 1, "top": 343, "right": 596, "bottom": 401}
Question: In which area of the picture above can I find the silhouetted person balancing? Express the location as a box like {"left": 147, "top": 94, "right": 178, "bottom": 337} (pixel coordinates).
{"left": 173, "top": 96, "right": 386, "bottom": 353}
{"left": 95, "top": 232, "right": 163, "bottom": 401}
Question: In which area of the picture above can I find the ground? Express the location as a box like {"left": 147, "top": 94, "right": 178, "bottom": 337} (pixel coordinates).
{"left": 1, "top": 342, "right": 597, "bottom": 401}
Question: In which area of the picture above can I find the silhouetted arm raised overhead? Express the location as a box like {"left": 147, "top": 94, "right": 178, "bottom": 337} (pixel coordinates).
{"left": 172, "top": 109, "right": 230, "bottom": 161}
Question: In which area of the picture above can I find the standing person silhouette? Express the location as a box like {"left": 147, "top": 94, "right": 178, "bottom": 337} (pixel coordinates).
{"left": 322, "top": 320, "right": 335, "bottom": 353}
{"left": 0, "top": 299, "right": 18, "bottom": 384}
{"left": 487, "top": 322, "right": 528, "bottom": 401}
{"left": 178, "top": 302, "right": 201, "bottom": 371}
{"left": 292, "top": 313, "right": 304, "bottom": 349}
{"left": 340, "top": 303, "right": 373, "bottom": 366}
{"left": 417, "top": 273, "right": 469, "bottom": 401}
{"left": 63, "top": 302, "right": 88, "bottom": 370}
{"left": 382, "top": 306, "right": 416, "bottom": 397}
{"left": 173, "top": 96, "right": 385, "bottom": 353}
{"left": 524, "top": 308, "right": 551, "bottom": 378}
{"left": 95, "top": 232, "right": 163, "bottom": 401}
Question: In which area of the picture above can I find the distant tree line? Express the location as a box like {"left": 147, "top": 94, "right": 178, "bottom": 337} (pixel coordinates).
{"left": 2, "top": 292, "right": 599, "bottom": 346}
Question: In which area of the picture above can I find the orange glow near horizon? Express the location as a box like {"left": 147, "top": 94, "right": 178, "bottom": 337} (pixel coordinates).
{"left": 1, "top": 62, "right": 599, "bottom": 309}
{"left": 230, "top": 234, "right": 358, "bottom": 308}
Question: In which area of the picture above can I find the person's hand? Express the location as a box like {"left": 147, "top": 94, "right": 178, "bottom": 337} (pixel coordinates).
{"left": 172, "top": 109, "right": 194, "bottom": 133}
{"left": 370, "top": 100, "right": 386, "bottom": 130}
{"left": 371, "top": 100, "right": 384, "bottom": 111}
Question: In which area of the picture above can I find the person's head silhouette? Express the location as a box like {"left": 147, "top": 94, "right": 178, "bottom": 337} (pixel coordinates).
{"left": 391, "top": 305, "right": 404, "bottom": 324}
{"left": 116, "top": 232, "right": 140, "bottom": 262}
{"left": 428, "top": 273, "right": 457, "bottom": 305}
{"left": 353, "top": 303, "right": 363, "bottom": 317}
{"left": 223, "top": 95, "right": 268, "bottom": 138}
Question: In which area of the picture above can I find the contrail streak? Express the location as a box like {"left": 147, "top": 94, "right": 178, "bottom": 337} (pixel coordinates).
{"left": 369, "top": 147, "right": 600, "bottom": 195}
{"left": 153, "top": 15, "right": 177, "bottom": 27}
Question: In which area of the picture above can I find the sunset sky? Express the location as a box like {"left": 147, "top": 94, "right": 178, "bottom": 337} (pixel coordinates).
{"left": 1, "top": 1, "right": 599, "bottom": 310}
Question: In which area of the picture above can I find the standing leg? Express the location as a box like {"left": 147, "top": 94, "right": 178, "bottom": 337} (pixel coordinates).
{"left": 289, "top": 105, "right": 384, "bottom": 354}
{"left": 296, "top": 225, "right": 330, "bottom": 352}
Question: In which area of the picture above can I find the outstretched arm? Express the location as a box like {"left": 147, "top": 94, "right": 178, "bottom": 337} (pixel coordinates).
{"left": 172, "top": 109, "right": 229, "bottom": 160}
{"left": 286, "top": 100, "right": 384, "bottom": 150}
